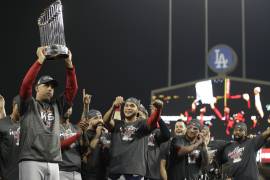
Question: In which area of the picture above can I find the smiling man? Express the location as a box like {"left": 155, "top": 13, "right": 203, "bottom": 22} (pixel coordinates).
{"left": 103, "top": 97, "right": 163, "bottom": 180}
{"left": 174, "top": 120, "right": 187, "bottom": 136}
{"left": 222, "top": 122, "right": 270, "bottom": 180}
{"left": 159, "top": 120, "right": 186, "bottom": 180}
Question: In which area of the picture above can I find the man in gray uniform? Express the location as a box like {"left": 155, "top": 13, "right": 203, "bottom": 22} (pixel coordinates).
{"left": 18, "top": 47, "right": 78, "bottom": 180}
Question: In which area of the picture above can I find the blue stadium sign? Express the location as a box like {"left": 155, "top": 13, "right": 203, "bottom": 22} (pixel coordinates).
{"left": 208, "top": 44, "right": 238, "bottom": 75}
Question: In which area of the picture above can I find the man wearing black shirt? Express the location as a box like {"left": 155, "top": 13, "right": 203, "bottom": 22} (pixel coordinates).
{"left": 104, "top": 97, "right": 163, "bottom": 180}
{"left": 222, "top": 122, "right": 270, "bottom": 180}
{"left": 81, "top": 109, "right": 110, "bottom": 180}
{"left": 78, "top": 91, "right": 111, "bottom": 180}
{"left": 0, "top": 96, "right": 20, "bottom": 180}
{"left": 160, "top": 120, "right": 187, "bottom": 180}
{"left": 168, "top": 119, "right": 209, "bottom": 180}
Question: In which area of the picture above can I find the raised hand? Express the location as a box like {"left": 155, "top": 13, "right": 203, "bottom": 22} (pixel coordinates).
{"left": 36, "top": 47, "right": 46, "bottom": 64}
{"left": 242, "top": 93, "right": 250, "bottom": 101}
{"left": 210, "top": 97, "right": 217, "bottom": 109}
{"left": 254, "top": 87, "right": 261, "bottom": 95}
{"left": 83, "top": 89, "right": 92, "bottom": 105}
{"left": 113, "top": 96, "right": 124, "bottom": 108}
{"left": 65, "top": 50, "right": 73, "bottom": 68}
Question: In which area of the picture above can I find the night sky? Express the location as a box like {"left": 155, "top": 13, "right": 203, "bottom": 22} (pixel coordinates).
{"left": 1, "top": 0, "right": 270, "bottom": 121}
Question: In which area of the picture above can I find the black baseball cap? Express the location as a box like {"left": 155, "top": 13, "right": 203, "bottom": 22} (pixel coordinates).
{"left": 36, "top": 75, "right": 58, "bottom": 87}
{"left": 234, "top": 122, "right": 247, "bottom": 133}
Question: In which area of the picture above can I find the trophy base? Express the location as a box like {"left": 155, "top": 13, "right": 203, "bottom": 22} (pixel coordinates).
{"left": 44, "top": 45, "right": 69, "bottom": 60}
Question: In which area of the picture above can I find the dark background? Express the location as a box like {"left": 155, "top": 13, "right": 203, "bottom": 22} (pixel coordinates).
{"left": 1, "top": 0, "right": 270, "bottom": 122}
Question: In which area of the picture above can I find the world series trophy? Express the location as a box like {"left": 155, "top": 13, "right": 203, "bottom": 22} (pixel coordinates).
{"left": 38, "top": 0, "right": 68, "bottom": 60}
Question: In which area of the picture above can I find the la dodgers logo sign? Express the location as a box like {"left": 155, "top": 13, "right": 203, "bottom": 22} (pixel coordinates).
{"left": 208, "top": 44, "right": 238, "bottom": 75}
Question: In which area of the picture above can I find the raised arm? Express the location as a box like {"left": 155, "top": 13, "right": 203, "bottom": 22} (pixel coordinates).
{"left": 210, "top": 98, "right": 224, "bottom": 121}
{"left": 249, "top": 127, "right": 270, "bottom": 152}
{"left": 64, "top": 51, "right": 78, "bottom": 106}
{"left": 261, "top": 127, "right": 270, "bottom": 140}
{"left": 103, "top": 96, "right": 124, "bottom": 129}
{"left": 147, "top": 99, "right": 163, "bottom": 129}
{"left": 254, "top": 87, "right": 264, "bottom": 119}
{"left": 0, "top": 95, "right": 6, "bottom": 119}
{"left": 19, "top": 47, "right": 45, "bottom": 101}
{"left": 80, "top": 89, "right": 92, "bottom": 120}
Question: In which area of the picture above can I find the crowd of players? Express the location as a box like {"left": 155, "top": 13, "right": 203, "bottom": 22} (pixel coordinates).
{"left": 0, "top": 47, "right": 270, "bottom": 180}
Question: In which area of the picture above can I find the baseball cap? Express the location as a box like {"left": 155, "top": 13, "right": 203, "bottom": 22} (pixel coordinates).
{"left": 125, "top": 97, "right": 140, "bottom": 108}
{"left": 36, "top": 75, "right": 58, "bottom": 87}
{"left": 86, "top": 109, "right": 102, "bottom": 119}
{"left": 234, "top": 122, "right": 247, "bottom": 133}
{"left": 187, "top": 119, "right": 202, "bottom": 130}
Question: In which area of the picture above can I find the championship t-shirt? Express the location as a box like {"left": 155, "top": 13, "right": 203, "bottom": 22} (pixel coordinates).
{"left": 168, "top": 135, "right": 203, "bottom": 180}
{"left": 222, "top": 135, "right": 266, "bottom": 180}
{"left": 109, "top": 119, "right": 151, "bottom": 176}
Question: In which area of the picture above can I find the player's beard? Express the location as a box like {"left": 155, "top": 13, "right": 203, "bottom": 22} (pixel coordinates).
{"left": 124, "top": 111, "right": 137, "bottom": 121}
{"left": 233, "top": 134, "right": 245, "bottom": 142}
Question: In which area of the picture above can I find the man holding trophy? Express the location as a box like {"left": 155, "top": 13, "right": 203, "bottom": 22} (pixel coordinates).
{"left": 18, "top": 1, "right": 78, "bottom": 180}
{"left": 18, "top": 46, "right": 78, "bottom": 180}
